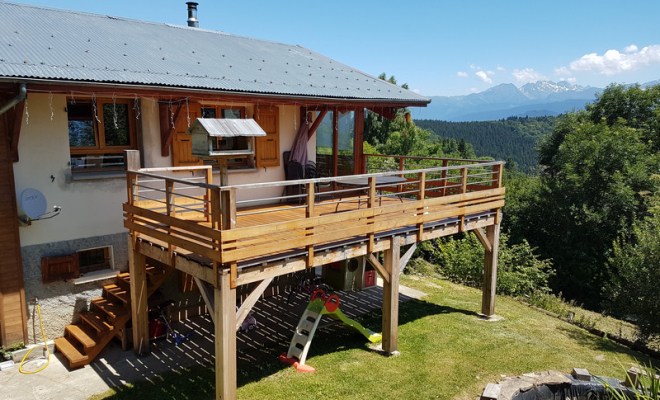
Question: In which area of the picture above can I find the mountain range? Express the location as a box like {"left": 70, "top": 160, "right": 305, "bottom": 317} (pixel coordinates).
{"left": 416, "top": 80, "right": 659, "bottom": 122}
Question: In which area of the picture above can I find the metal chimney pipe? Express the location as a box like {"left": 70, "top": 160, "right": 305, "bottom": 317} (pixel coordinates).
{"left": 186, "top": 2, "right": 199, "bottom": 27}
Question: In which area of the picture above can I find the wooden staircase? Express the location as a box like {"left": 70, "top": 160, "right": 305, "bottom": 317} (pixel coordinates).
{"left": 54, "top": 263, "right": 173, "bottom": 368}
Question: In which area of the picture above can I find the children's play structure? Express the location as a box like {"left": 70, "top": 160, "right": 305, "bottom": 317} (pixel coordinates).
{"left": 280, "top": 289, "right": 382, "bottom": 372}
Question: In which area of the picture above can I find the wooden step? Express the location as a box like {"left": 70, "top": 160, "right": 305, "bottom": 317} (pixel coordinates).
{"left": 104, "top": 284, "right": 129, "bottom": 305}
{"left": 91, "top": 297, "right": 128, "bottom": 322}
{"left": 54, "top": 337, "right": 89, "bottom": 368}
{"left": 80, "top": 310, "right": 113, "bottom": 334}
{"left": 65, "top": 324, "right": 97, "bottom": 349}
{"left": 117, "top": 266, "right": 163, "bottom": 289}
{"left": 116, "top": 273, "right": 130, "bottom": 291}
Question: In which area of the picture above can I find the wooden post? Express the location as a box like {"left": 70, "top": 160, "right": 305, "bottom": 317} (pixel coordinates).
{"left": 481, "top": 224, "right": 501, "bottom": 317}
{"left": 382, "top": 236, "right": 400, "bottom": 354}
{"left": 440, "top": 159, "right": 449, "bottom": 196}
{"left": 306, "top": 182, "right": 315, "bottom": 268}
{"left": 205, "top": 167, "right": 213, "bottom": 223}
{"left": 124, "top": 150, "right": 140, "bottom": 205}
{"left": 124, "top": 149, "right": 141, "bottom": 171}
{"left": 214, "top": 271, "right": 237, "bottom": 400}
{"left": 367, "top": 177, "right": 376, "bottom": 253}
{"left": 128, "top": 236, "right": 149, "bottom": 355}
{"left": 353, "top": 108, "right": 365, "bottom": 175}
{"left": 221, "top": 188, "right": 237, "bottom": 288}
{"left": 332, "top": 110, "right": 339, "bottom": 177}
{"left": 459, "top": 167, "right": 468, "bottom": 231}
{"left": 417, "top": 171, "right": 426, "bottom": 241}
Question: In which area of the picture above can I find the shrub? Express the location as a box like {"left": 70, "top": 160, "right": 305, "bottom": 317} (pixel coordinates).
{"left": 604, "top": 200, "right": 660, "bottom": 342}
{"left": 415, "top": 232, "right": 554, "bottom": 297}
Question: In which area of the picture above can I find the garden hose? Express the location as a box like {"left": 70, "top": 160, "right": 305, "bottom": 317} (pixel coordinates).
{"left": 19, "top": 298, "right": 50, "bottom": 374}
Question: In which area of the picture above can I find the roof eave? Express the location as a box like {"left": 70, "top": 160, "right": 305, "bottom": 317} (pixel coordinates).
{"left": 0, "top": 77, "right": 431, "bottom": 108}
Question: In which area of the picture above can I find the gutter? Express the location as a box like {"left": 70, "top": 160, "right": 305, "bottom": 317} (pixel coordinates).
{"left": 0, "top": 83, "right": 27, "bottom": 116}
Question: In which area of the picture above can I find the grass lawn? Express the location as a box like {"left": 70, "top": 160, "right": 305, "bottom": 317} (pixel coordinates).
{"left": 90, "top": 275, "right": 654, "bottom": 400}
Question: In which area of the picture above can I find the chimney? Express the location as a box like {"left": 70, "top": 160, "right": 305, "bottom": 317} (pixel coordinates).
{"left": 186, "top": 2, "right": 199, "bottom": 28}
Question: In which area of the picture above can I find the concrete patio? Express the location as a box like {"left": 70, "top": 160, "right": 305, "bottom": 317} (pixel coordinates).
{"left": 0, "top": 282, "right": 426, "bottom": 400}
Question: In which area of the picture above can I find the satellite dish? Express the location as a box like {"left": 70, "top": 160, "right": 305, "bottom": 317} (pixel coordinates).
{"left": 20, "top": 188, "right": 48, "bottom": 219}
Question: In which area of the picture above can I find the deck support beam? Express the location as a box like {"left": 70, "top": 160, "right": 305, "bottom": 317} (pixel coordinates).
{"left": 215, "top": 271, "right": 237, "bottom": 400}
{"left": 480, "top": 223, "right": 501, "bottom": 317}
{"left": 382, "top": 236, "right": 400, "bottom": 355}
{"left": 129, "top": 236, "right": 150, "bottom": 355}
{"left": 366, "top": 254, "right": 389, "bottom": 284}
{"left": 235, "top": 277, "right": 273, "bottom": 331}
{"left": 194, "top": 277, "right": 215, "bottom": 323}
{"left": 398, "top": 243, "right": 417, "bottom": 274}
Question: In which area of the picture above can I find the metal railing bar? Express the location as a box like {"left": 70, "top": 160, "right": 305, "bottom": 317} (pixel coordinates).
{"left": 236, "top": 204, "right": 308, "bottom": 216}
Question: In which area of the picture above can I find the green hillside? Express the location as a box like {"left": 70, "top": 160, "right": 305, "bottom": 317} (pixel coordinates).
{"left": 415, "top": 116, "right": 558, "bottom": 171}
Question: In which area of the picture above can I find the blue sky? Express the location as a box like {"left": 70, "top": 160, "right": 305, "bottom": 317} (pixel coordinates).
{"left": 11, "top": 0, "right": 660, "bottom": 96}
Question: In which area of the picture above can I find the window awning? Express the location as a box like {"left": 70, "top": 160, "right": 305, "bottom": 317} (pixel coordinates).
{"left": 186, "top": 118, "right": 267, "bottom": 137}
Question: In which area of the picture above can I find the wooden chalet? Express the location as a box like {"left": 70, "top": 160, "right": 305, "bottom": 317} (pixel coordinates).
{"left": 0, "top": 3, "right": 505, "bottom": 400}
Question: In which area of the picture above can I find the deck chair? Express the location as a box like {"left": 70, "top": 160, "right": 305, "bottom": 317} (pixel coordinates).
{"left": 285, "top": 161, "right": 305, "bottom": 203}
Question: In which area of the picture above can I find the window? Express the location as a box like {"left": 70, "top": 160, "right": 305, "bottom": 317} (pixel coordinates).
{"left": 67, "top": 99, "right": 137, "bottom": 172}
{"left": 41, "top": 246, "right": 115, "bottom": 284}
{"left": 198, "top": 106, "right": 254, "bottom": 170}
{"left": 78, "top": 247, "right": 113, "bottom": 275}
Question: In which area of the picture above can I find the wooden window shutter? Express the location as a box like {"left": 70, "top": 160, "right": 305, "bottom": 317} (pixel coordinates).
{"left": 254, "top": 106, "right": 280, "bottom": 168}
{"left": 42, "top": 254, "right": 79, "bottom": 283}
{"left": 171, "top": 102, "right": 204, "bottom": 166}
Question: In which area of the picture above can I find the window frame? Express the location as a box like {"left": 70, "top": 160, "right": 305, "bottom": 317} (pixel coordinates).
{"left": 198, "top": 105, "right": 255, "bottom": 170}
{"left": 67, "top": 98, "right": 138, "bottom": 172}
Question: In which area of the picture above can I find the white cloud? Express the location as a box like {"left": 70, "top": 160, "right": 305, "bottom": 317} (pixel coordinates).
{"left": 554, "top": 66, "right": 571, "bottom": 76}
{"left": 512, "top": 68, "right": 547, "bottom": 83}
{"left": 469, "top": 64, "right": 480, "bottom": 70}
{"left": 469, "top": 87, "right": 479, "bottom": 93}
{"left": 457, "top": 71, "right": 468, "bottom": 78}
{"left": 476, "top": 71, "right": 492, "bottom": 83}
{"left": 486, "top": 70, "right": 495, "bottom": 76}
{"left": 496, "top": 65, "right": 506, "bottom": 72}
{"left": 624, "top": 44, "right": 638, "bottom": 53}
{"left": 569, "top": 44, "right": 660, "bottom": 75}
{"left": 559, "top": 77, "right": 578, "bottom": 84}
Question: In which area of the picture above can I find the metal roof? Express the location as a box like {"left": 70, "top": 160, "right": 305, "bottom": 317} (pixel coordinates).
{"left": 0, "top": 2, "right": 430, "bottom": 105}
{"left": 188, "top": 118, "right": 266, "bottom": 137}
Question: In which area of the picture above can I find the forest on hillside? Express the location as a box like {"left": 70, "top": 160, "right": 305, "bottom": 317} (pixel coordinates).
{"left": 364, "top": 80, "right": 660, "bottom": 346}
{"left": 415, "top": 116, "right": 557, "bottom": 172}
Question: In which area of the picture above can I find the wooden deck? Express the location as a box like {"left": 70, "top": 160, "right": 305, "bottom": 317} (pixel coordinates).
{"left": 123, "top": 158, "right": 505, "bottom": 288}
{"left": 122, "top": 153, "right": 505, "bottom": 400}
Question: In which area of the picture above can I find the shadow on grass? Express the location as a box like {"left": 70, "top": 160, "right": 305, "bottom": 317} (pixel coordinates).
{"left": 556, "top": 325, "right": 659, "bottom": 364}
{"left": 93, "top": 298, "right": 471, "bottom": 400}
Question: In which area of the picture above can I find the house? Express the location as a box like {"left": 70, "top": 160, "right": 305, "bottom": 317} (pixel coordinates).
{"left": 0, "top": 2, "right": 504, "bottom": 399}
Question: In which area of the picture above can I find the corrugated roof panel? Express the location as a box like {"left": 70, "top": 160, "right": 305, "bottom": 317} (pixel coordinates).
{"left": 0, "top": 2, "right": 430, "bottom": 104}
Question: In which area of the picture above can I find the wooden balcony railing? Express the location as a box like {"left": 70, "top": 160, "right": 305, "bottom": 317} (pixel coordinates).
{"left": 123, "top": 158, "right": 505, "bottom": 287}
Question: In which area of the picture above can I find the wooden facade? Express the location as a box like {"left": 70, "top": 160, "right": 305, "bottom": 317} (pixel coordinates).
{"left": 0, "top": 96, "right": 28, "bottom": 347}
{"left": 123, "top": 151, "right": 504, "bottom": 400}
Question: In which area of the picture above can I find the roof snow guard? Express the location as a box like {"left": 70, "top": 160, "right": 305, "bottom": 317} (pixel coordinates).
{"left": 0, "top": 2, "right": 430, "bottom": 105}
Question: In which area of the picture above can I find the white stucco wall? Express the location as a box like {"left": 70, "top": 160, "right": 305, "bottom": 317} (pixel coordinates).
{"left": 13, "top": 94, "right": 126, "bottom": 246}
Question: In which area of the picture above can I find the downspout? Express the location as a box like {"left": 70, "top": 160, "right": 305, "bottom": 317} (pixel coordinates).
{"left": 0, "top": 83, "right": 27, "bottom": 116}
